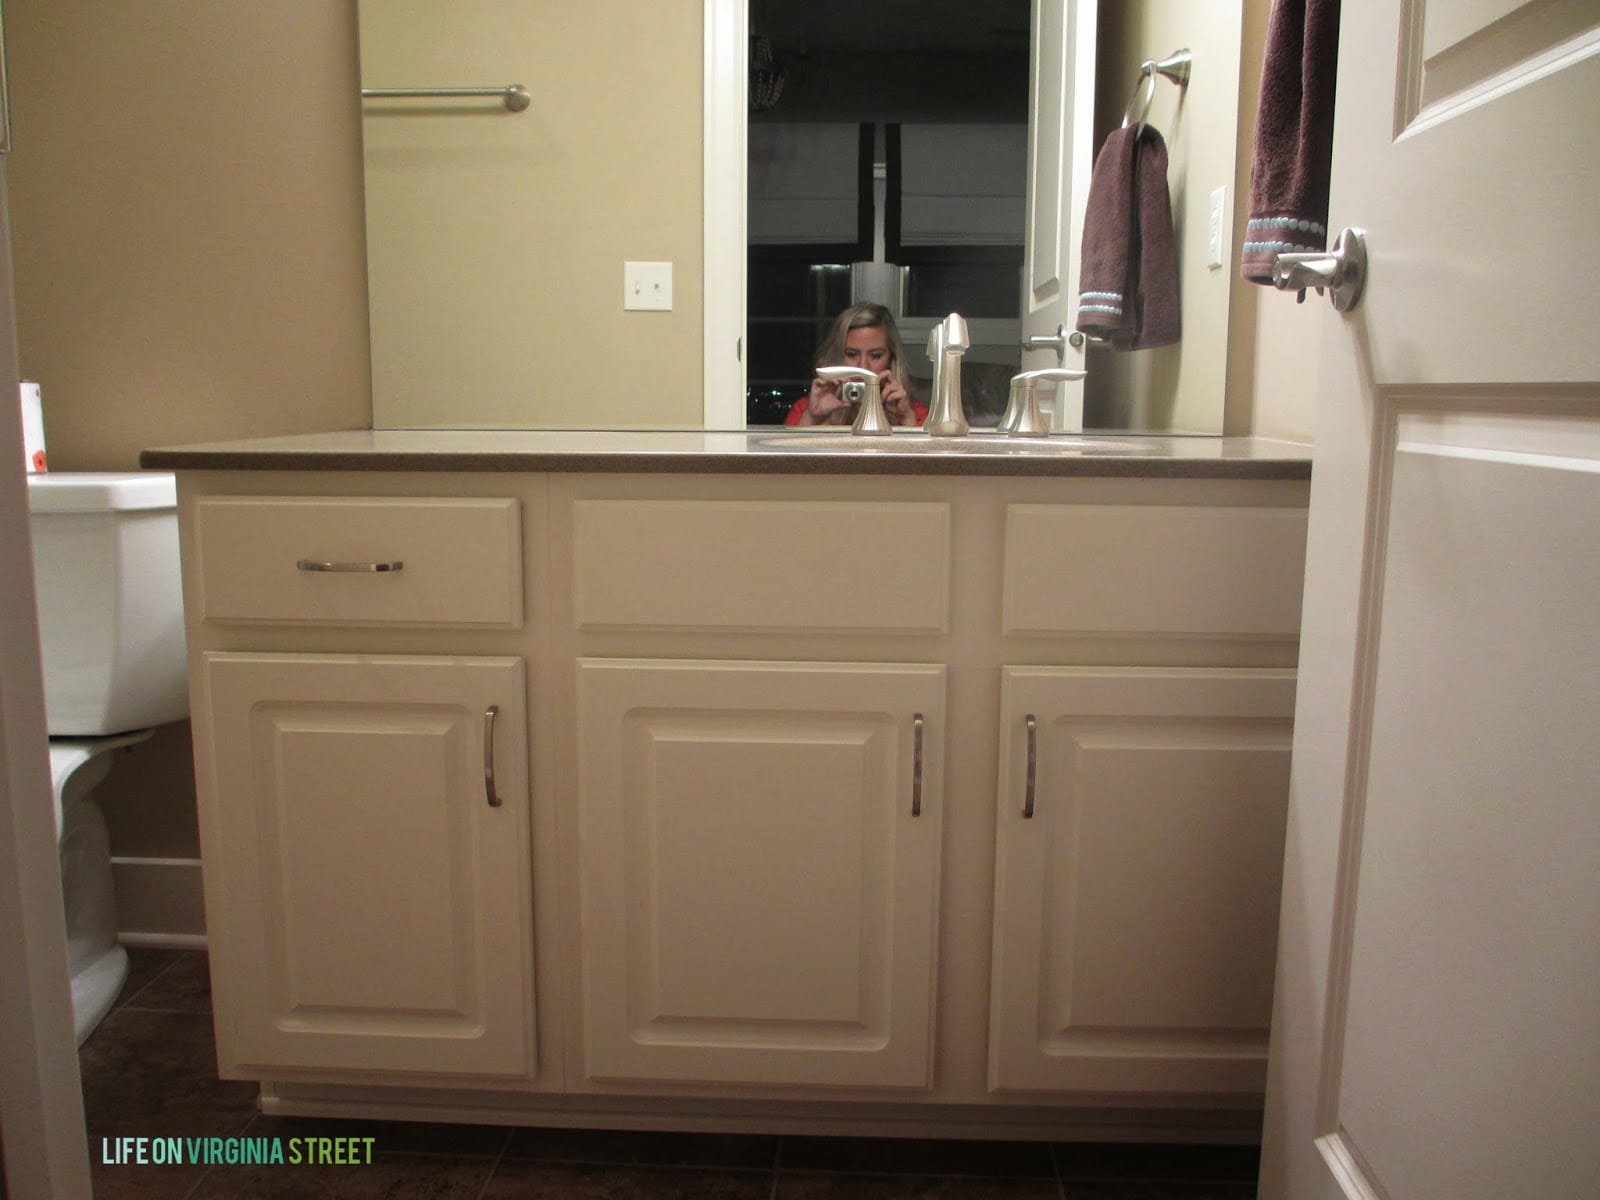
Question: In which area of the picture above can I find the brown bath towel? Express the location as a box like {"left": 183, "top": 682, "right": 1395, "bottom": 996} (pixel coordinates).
{"left": 1076, "top": 124, "right": 1180, "bottom": 350}
{"left": 1242, "top": 0, "right": 1342, "bottom": 284}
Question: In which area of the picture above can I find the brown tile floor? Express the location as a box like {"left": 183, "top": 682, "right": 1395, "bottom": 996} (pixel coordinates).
{"left": 79, "top": 949, "right": 1261, "bottom": 1199}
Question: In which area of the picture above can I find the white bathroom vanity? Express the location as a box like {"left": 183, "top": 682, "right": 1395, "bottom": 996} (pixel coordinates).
{"left": 143, "top": 429, "right": 1311, "bottom": 1142}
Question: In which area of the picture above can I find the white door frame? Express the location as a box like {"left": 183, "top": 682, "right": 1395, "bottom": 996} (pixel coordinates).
{"left": 0, "top": 160, "right": 95, "bottom": 1197}
{"left": 702, "top": 0, "right": 747, "bottom": 428}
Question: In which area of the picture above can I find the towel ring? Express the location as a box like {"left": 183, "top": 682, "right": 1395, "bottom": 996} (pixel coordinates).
{"left": 1120, "top": 49, "right": 1192, "bottom": 135}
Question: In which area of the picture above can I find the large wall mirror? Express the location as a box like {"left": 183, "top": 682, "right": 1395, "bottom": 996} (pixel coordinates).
{"left": 359, "top": 1, "right": 1246, "bottom": 433}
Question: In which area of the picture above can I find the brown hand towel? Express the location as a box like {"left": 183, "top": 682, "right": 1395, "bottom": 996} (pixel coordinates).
{"left": 1131, "top": 128, "right": 1179, "bottom": 349}
{"left": 1076, "top": 125, "right": 1180, "bottom": 350}
{"left": 1242, "top": 0, "right": 1342, "bottom": 284}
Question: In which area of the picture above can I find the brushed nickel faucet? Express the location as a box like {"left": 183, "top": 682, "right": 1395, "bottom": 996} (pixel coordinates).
{"left": 816, "top": 366, "right": 892, "bottom": 436}
{"left": 998, "top": 367, "right": 1087, "bottom": 437}
{"left": 923, "top": 314, "right": 971, "bottom": 437}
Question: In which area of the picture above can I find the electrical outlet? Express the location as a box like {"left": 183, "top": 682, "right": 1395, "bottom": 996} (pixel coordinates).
{"left": 1208, "top": 187, "right": 1226, "bottom": 270}
{"left": 624, "top": 261, "right": 673, "bottom": 311}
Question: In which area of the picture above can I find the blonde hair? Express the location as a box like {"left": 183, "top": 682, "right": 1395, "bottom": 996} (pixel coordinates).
{"left": 813, "top": 303, "right": 912, "bottom": 395}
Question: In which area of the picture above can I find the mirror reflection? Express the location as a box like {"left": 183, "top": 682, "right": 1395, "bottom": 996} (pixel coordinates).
{"left": 358, "top": 2, "right": 1248, "bottom": 434}
{"left": 743, "top": 0, "right": 1031, "bottom": 427}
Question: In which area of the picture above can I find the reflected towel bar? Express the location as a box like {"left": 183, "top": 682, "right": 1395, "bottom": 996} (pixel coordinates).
{"left": 362, "top": 85, "right": 531, "bottom": 112}
{"left": 1121, "top": 49, "right": 1191, "bottom": 136}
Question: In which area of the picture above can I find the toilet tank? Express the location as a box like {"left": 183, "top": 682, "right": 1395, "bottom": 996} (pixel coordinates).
{"left": 27, "top": 472, "right": 189, "bottom": 736}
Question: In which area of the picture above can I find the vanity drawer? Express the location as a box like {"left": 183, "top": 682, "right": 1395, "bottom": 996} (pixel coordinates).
{"left": 1002, "top": 504, "right": 1307, "bottom": 638}
{"left": 194, "top": 496, "right": 522, "bottom": 627}
{"left": 573, "top": 499, "right": 950, "bottom": 633}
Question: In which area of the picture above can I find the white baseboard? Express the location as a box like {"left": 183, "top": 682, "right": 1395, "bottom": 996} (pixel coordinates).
{"left": 110, "top": 857, "right": 206, "bottom": 941}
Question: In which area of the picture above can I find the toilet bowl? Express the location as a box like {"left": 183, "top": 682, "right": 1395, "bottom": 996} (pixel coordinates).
{"left": 27, "top": 471, "right": 188, "bottom": 1044}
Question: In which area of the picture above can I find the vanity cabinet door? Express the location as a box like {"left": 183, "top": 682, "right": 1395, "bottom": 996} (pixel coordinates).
{"left": 988, "top": 667, "right": 1295, "bottom": 1098}
{"left": 574, "top": 658, "right": 945, "bottom": 1091}
{"left": 201, "top": 652, "right": 534, "bottom": 1080}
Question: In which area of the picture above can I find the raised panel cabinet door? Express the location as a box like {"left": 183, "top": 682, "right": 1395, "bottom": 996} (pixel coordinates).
{"left": 988, "top": 666, "right": 1296, "bottom": 1097}
{"left": 575, "top": 658, "right": 945, "bottom": 1090}
{"left": 201, "top": 652, "right": 534, "bottom": 1080}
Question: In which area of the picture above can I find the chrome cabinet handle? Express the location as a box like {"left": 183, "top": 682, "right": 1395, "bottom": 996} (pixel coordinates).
{"left": 911, "top": 713, "right": 924, "bottom": 817}
{"left": 296, "top": 559, "right": 404, "bottom": 573}
{"left": 483, "top": 705, "right": 502, "bottom": 808}
{"left": 1022, "top": 715, "right": 1038, "bottom": 819}
{"left": 1271, "top": 227, "right": 1368, "bottom": 312}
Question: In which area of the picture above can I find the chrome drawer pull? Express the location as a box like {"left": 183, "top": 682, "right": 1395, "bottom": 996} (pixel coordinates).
{"left": 484, "top": 705, "right": 501, "bottom": 808}
{"left": 296, "top": 558, "right": 405, "bottom": 573}
{"left": 1022, "top": 714, "right": 1038, "bottom": 819}
{"left": 911, "top": 713, "right": 924, "bottom": 817}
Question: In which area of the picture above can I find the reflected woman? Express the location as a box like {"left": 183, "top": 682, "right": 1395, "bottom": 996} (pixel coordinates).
{"left": 784, "top": 303, "right": 927, "bottom": 427}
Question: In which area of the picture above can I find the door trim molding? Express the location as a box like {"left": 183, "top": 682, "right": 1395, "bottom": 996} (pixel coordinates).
{"left": 703, "top": 0, "right": 747, "bottom": 428}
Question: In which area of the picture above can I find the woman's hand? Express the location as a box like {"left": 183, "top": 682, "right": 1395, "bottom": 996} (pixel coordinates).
{"left": 798, "top": 370, "right": 918, "bottom": 427}
{"left": 796, "top": 376, "right": 853, "bottom": 426}
{"left": 878, "top": 372, "right": 918, "bottom": 426}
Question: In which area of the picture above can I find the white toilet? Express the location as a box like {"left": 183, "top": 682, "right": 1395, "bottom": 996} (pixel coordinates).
{"left": 27, "top": 471, "right": 189, "bottom": 1044}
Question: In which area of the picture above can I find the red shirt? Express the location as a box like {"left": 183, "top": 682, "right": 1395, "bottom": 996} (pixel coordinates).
{"left": 783, "top": 395, "right": 929, "bottom": 426}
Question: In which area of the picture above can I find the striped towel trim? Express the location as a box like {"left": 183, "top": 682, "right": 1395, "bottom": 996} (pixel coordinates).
{"left": 1247, "top": 216, "right": 1326, "bottom": 237}
{"left": 1242, "top": 239, "right": 1321, "bottom": 253}
{"left": 1078, "top": 289, "right": 1123, "bottom": 316}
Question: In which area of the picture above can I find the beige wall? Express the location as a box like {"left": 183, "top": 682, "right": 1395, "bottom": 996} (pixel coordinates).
{"left": 1088, "top": 0, "right": 1321, "bottom": 443}
{"left": 6, "top": 1, "right": 372, "bottom": 470}
{"left": 1090, "top": 1, "right": 1244, "bottom": 434}
{"left": 1225, "top": 0, "right": 1321, "bottom": 442}
{"left": 99, "top": 725, "right": 206, "bottom": 940}
{"left": 361, "top": 1, "right": 705, "bottom": 429}
{"left": 7, "top": 2, "right": 374, "bottom": 938}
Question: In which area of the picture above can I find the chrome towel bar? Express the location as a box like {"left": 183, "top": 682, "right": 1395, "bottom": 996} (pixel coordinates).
{"left": 362, "top": 84, "right": 530, "bottom": 113}
{"left": 1121, "top": 49, "right": 1192, "bottom": 136}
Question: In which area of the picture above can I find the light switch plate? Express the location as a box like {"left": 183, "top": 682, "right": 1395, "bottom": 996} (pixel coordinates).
{"left": 1207, "top": 187, "right": 1226, "bottom": 270}
{"left": 624, "top": 261, "right": 673, "bottom": 311}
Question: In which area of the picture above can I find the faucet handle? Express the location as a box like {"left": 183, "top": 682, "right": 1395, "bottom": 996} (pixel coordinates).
{"left": 815, "top": 366, "right": 891, "bottom": 436}
{"left": 926, "top": 313, "right": 971, "bottom": 358}
{"left": 998, "top": 367, "right": 1087, "bottom": 437}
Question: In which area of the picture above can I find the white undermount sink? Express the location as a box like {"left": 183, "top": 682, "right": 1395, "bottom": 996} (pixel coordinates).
{"left": 758, "top": 433, "right": 1148, "bottom": 454}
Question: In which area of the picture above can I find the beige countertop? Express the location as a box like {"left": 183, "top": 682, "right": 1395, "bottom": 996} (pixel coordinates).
{"left": 140, "top": 429, "right": 1313, "bottom": 479}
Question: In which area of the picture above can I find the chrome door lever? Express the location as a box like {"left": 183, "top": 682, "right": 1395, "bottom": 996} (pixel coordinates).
{"left": 1020, "top": 324, "right": 1088, "bottom": 362}
{"left": 1271, "top": 227, "right": 1367, "bottom": 312}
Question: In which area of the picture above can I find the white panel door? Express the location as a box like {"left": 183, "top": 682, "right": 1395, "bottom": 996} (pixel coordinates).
{"left": 203, "top": 653, "right": 534, "bottom": 1080}
{"left": 1019, "top": 0, "right": 1095, "bottom": 430}
{"left": 1261, "top": 3, "right": 1600, "bottom": 1198}
{"left": 575, "top": 658, "right": 944, "bottom": 1090}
